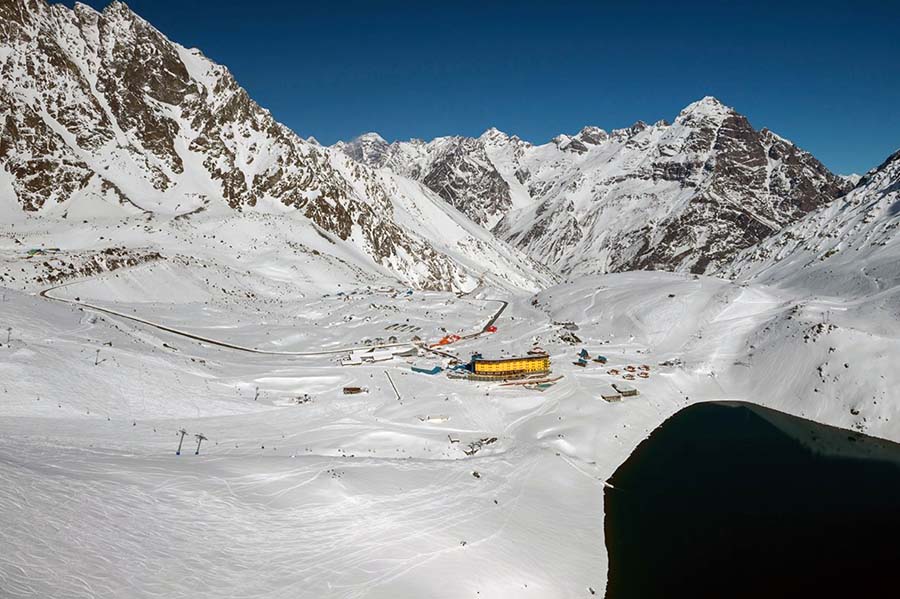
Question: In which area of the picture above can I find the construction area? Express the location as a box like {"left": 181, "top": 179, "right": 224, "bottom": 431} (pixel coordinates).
{"left": 338, "top": 322, "right": 652, "bottom": 400}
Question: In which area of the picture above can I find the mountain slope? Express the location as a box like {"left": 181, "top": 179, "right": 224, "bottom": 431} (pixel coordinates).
{"left": 337, "top": 98, "right": 850, "bottom": 277}
{"left": 0, "top": 0, "right": 550, "bottom": 292}
{"left": 725, "top": 148, "right": 900, "bottom": 296}
{"left": 335, "top": 130, "right": 524, "bottom": 230}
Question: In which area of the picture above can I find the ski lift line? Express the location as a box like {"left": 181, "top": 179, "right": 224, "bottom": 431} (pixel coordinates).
{"left": 38, "top": 278, "right": 509, "bottom": 358}
{"left": 194, "top": 432, "right": 208, "bottom": 455}
{"left": 175, "top": 428, "right": 188, "bottom": 455}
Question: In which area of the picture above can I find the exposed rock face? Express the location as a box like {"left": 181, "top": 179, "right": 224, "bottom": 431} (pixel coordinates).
{"left": 336, "top": 129, "right": 524, "bottom": 229}
{"left": 419, "top": 136, "right": 513, "bottom": 227}
{"left": 337, "top": 97, "right": 850, "bottom": 276}
{"left": 0, "top": 0, "right": 549, "bottom": 291}
{"left": 725, "top": 147, "right": 900, "bottom": 294}
{"left": 0, "top": 0, "right": 348, "bottom": 214}
{"left": 333, "top": 132, "right": 391, "bottom": 168}
{"left": 574, "top": 126, "right": 608, "bottom": 146}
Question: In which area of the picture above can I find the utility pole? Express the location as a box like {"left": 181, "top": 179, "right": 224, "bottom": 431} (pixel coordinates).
{"left": 385, "top": 370, "right": 400, "bottom": 401}
{"left": 194, "top": 433, "right": 207, "bottom": 455}
{"left": 94, "top": 349, "right": 101, "bottom": 366}
{"left": 6, "top": 327, "right": 11, "bottom": 344}
{"left": 176, "top": 428, "right": 188, "bottom": 455}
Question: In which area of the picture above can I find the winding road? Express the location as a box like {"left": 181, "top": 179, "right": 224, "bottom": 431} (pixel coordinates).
{"left": 38, "top": 274, "right": 509, "bottom": 358}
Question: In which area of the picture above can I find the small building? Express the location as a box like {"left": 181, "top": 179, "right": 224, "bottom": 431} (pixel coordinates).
{"left": 418, "top": 414, "right": 450, "bottom": 423}
{"left": 369, "top": 350, "right": 393, "bottom": 362}
{"left": 600, "top": 385, "right": 622, "bottom": 402}
{"left": 613, "top": 382, "right": 639, "bottom": 397}
{"left": 352, "top": 349, "right": 394, "bottom": 363}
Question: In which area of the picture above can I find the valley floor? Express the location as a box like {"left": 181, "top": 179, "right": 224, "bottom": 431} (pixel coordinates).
{"left": 2, "top": 255, "right": 899, "bottom": 598}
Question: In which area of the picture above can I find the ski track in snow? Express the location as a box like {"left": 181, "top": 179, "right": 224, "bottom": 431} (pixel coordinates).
{"left": 2, "top": 259, "right": 900, "bottom": 598}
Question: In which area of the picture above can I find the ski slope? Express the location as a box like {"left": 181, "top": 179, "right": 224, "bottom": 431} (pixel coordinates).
{"left": 3, "top": 258, "right": 899, "bottom": 598}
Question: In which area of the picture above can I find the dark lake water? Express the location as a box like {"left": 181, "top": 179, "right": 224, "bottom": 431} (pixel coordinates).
{"left": 604, "top": 401, "right": 900, "bottom": 599}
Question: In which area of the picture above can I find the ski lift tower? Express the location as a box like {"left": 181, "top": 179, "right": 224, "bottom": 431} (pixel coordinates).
{"left": 176, "top": 428, "right": 188, "bottom": 455}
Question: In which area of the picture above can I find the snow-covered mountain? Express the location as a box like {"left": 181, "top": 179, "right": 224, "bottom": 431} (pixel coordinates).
{"left": 726, "top": 148, "right": 900, "bottom": 295}
{"left": 3, "top": 2, "right": 900, "bottom": 598}
{"left": 336, "top": 98, "right": 850, "bottom": 277}
{"left": 0, "top": 0, "right": 551, "bottom": 292}
{"left": 335, "top": 130, "right": 522, "bottom": 230}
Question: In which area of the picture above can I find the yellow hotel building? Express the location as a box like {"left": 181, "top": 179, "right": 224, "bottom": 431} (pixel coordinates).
{"left": 472, "top": 354, "right": 550, "bottom": 379}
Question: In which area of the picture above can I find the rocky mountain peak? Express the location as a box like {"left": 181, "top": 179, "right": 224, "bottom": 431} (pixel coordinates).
{"left": 610, "top": 120, "right": 649, "bottom": 142}
{"left": 99, "top": 0, "right": 155, "bottom": 33}
{"left": 675, "top": 95, "right": 734, "bottom": 126}
{"left": 725, "top": 143, "right": 900, "bottom": 292}
{"left": 72, "top": 1, "right": 96, "bottom": 11}
{"left": 356, "top": 131, "right": 387, "bottom": 143}
{"left": 299, "top": 82, "right": 888, "bottom": 285}
{"left": 879, "top": 147, "right": 900, "bottom": 171}
{"left": 479, "top": 127, "right": 510, "bottom": 144}
{"left": 0, "top": 0, "right": 550, "bottom": 292}
{"left": 555, "top": 135, "right": 590, "bottom": 154}
{"left": 858, "top": 147, "right": 900, "bottom": 188}
{"left": 333, "top": 94, "right": 851, "bottom": 277}
{"left": 102, "top": 0, "right": 134, "bottom": 16}
{"left": 575, "top": 126, "right": 609, "bottom": 145}
{"left": 338, "top": 132, "right": 391, "bottom": 167}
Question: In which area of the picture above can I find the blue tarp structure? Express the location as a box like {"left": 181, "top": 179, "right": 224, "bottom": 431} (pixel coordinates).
{"left": 412, "top": 365, "right": 443, "bottom": 375}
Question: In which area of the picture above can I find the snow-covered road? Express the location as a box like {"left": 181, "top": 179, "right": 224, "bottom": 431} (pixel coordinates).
{"left": 37, "top": 274, "right": 508, "bottom": 357}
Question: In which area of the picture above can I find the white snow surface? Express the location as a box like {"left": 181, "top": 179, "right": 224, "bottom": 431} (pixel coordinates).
{"left": 2, "top": 220, "right": 899, "bottom": 597}
{"left": 1, "top": 3, "right": 898, "bottom": 598}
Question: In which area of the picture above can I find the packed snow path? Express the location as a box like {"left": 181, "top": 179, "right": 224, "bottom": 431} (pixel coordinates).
{"left": 37, "top": 277, "right": 508, "bottom": 358}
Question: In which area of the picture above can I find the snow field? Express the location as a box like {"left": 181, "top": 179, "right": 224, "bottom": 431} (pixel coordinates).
{"left": 2, "top": 263, "right": 899, "bottom": 597}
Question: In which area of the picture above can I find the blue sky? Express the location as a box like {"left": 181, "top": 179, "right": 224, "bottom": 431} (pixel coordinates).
{"left": 65, "top": 0, "right": 899, "bottom": 174}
